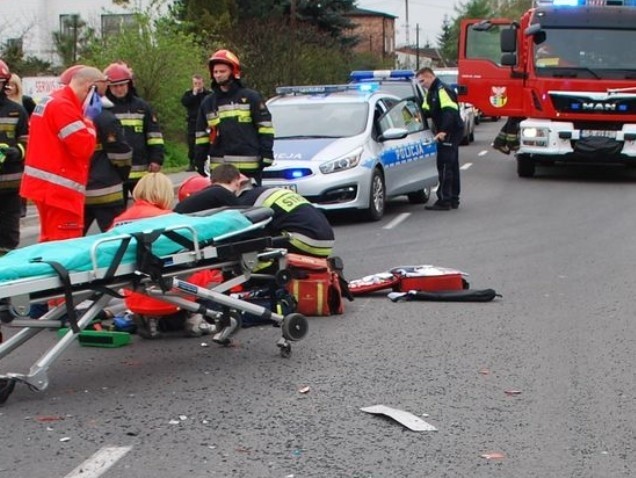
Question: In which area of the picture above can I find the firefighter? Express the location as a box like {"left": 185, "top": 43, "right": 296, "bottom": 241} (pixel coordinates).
{"left": 104, "top": 62, "right": 164, "bottom": 202}
{"left": 83, "top": 81, "right": 133, "bottom": 233}
{"left": 0, "top": 60, "right": 28, "bottom": 254}
{"left": 0, "top": 60, "right": 29, "bottom": 324}
{"left": 194, "top": 49, "right": 274, "bottom": 186}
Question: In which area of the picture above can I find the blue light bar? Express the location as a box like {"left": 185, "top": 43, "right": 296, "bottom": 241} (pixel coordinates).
{"left": 275, "top": 84, "right": 378, "bottom": 95}
{"left": 535, "top": 0, "right": 636, "bottom": 6}
{"left": 349, "top": 70, "right": 415, "bottom": 81}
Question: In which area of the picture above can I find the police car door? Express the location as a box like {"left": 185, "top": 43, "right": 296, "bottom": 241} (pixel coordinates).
{"left": 377, "top": 98, "right": 437, "bottom": 196}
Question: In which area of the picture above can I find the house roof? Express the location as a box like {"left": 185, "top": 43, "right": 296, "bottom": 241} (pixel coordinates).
{"left": 345, "top": 7, "right": 398, "bottom": 19}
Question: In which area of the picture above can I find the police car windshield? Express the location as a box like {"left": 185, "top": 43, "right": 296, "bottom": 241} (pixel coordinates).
{"left": 373, "top": 82, "right": 417, "bottom": 100}
{"left": 270, "top": 102, "right": 369, "bottom": 138}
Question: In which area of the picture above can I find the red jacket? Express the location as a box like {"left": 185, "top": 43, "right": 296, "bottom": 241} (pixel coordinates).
{"left": 111, "top": 200, "right": 179, "bottom": 316}
{"left": 20, "top": 86, "right": 96, "bottom": 213}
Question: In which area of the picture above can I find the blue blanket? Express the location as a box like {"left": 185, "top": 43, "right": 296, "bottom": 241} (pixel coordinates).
{"left": 0, "top": 210, "right": 253, "bottom": 284}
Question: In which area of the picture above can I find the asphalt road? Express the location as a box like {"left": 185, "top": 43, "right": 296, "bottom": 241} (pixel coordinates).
{"left": 1, "top": 121, "right": 635, "bottom": 477}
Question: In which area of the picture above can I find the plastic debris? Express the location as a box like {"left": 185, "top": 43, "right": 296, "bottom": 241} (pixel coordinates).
{"left": 200, "top": 342, "right": 209, "bottom": 347}
{"left": 479, "top": 368, "right": 490, "bottom": 375}
{"left": 59, "top": 437, "right": 71, "bottom": 442}
{"left": 179, "top": 415, "right": 187, "bottom": 421}
{"left": 504, "top": 390, "right": 522, "bottom": 396}
{"left": 291, "top": 449, "right": 303, "bottom": 457}
{"left": 481, "top": 452, "right": 505, "bottom": 460}
{"left": 168, "top": 419, "right": 180, "bottom": 425}
{"left": 360, "top": 405, "right": 437, "bottom": 431}
{"left": 36, "top": 415, "right": 63, "bottom": 422}
{"left": 298, "top": 386, "right": 310, "bottom": 394}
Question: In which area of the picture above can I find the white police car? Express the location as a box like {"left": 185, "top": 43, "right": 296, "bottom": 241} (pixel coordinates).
{"left": 264, "top": 84, "right": 438, "bottom": 221}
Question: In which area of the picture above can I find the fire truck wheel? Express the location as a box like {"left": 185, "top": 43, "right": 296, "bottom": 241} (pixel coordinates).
{"left": 517, "top": 154, "right": 535, "bottom": 178}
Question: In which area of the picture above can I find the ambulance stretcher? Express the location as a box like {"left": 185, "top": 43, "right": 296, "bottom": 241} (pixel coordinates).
{"left": 0, "top": 207, "right": 308, "bottom": 405}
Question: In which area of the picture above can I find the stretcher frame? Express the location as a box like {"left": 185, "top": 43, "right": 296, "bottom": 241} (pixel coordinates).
{"left": 0, "top": 208, "right": 308, "bottom": 405}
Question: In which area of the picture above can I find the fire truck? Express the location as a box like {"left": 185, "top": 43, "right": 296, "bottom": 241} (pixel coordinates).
{"left": 457, "top": 0, "right": 636, "bottom": 177}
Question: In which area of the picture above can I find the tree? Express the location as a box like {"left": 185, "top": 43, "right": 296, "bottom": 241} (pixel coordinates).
{"left": 437, "top": 0, "right": 495, "bottom": 64}
{"left": 497, "top": 0, "right": 533, "bottom": 19}
{"left": 52, "top": 14, "right": 97, "bottom": 66}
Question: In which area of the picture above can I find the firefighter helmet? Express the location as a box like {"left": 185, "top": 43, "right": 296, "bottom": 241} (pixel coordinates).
{"left": 178, "top": 175, "right": 211, "bottom": 201}
{"left": 104, "top": 63, "right": 133, "bottom": 86}
{"left": 0, "top": 60, "right": 10, "bottom": 83}
{"left": 59, "top": 64, "right": 85, "bottom": 85}
{"left": 208, "top": 49, "right": 241, "bottom": 79}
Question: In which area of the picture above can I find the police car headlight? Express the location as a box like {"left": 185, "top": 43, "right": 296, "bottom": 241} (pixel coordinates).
{"left": 319, "top": 148, "right": 363, "bottom": 174}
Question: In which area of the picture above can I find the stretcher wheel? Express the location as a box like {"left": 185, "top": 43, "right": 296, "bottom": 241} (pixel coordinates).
{"left": 275, "top": 269, "right": 292, "bottom": 287}
{"left": 282, "top": 313, "right": 308, "bottom": 342}
{"left": 0, "top": 378, "right": 16, "bottom": 405}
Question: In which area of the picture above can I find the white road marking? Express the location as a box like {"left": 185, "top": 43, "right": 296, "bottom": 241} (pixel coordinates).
{"left": 478, "top": 150, "right": 488, "bottom": 156}
{"left": 460, "top": 162, "right": 473, "bottom": 170}
{"left": 63, "top": 446, "right": 132, "bottom": 478}
{"left": 383, "top": 212, "right": 411, "bottom": 230}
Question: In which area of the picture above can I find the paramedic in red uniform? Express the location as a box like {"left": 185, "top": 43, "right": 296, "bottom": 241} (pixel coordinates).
{"left": 20, "top": 66, "right": 107, "bottom": 242}
{"left": 416, "top": 67, "right": 463, "bottom": 211}
{"left": 194, "top": 49, "right": 274, "bottom": 185}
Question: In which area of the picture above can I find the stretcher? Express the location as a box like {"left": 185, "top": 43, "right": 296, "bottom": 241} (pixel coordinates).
{"left": 0, "top": 207, "right": 308, "bottom": 405}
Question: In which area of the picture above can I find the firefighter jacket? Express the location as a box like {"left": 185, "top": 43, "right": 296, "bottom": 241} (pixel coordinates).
{"left": 85, "top": 108, "right": 132, "bottom": 208}
{"left": 194, "top": 81, "right": 274, "bottom": 177}
{"left": 106, "top": 91, "right": 164, "bottom": 181}
{"left": 0, "top": 95, "right": 29, "bottom": 194}
{"left": 20, "top": 86, "right": 96, "bottom": 213}
{"left": 422, "top": 78, "right": 463, "bottom": 140}
{"left": 244, "top": 187, "right": 335, "bottom": 257}
{"left": 110, "top": 200, "right": 178, "bottom": 315}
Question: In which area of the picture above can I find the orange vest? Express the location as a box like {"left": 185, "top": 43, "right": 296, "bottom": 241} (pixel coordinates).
{"left": 20, "top": 86, "right": 96, "bottom": 213}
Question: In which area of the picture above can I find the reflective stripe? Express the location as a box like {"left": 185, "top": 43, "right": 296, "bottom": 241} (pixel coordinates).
{"left": 58, "top": 120, "right": 88, "bottom": 140}
{"left": 107, "top": 151, "right": 133, "bottom": 161}
{"left": 17, "top": 144, "right": 25, "bottom": 157}
{"left": 218, "top": 109, "right": 251, "bottom": 120}
{"left": 85, "top": 191, "right": 125, "bottom": 205}
{"left": 24, "top": 165, "right": 85, "bottom": 193}
{"left": 0, "top": 172, "right": 23, "bottom": 181}
{"left": 255, "top": 188, "right": 309, "bottom": 212}
{"left": 85, "top": 184, "right": 123, "bottom": 197}
{"left": 120, "top": 119, "right": 144, "bottom": 127}
{"left": 218, "top": 103, "right": 250, "bottom": 112}
{"left": 209, "top": 156, "right": 260, "bottom": 170}
{"left": 147, "top": 138, "right": 164, "bottom": 146}
{"left": 0, "top": 117, "right": 18, "bottom": 125}
{"left": 287, "top": 232, "right": 334, "bottom": 258}
{"left": 258, "top": 126, "right": 275, "bottom": 135}
{"left": 195, "top": 136, "right": 210, "bottom": 145}
{"left": 439, "top": 88, "right": 459, "bottom": 111}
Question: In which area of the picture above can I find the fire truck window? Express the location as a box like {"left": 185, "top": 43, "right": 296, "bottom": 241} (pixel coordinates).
{"left": 466, "top": 25, "right": 504, "bottom": 65}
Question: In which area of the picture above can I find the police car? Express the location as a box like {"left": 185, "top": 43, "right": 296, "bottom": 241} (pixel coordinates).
{"left": 264, "top": 84, "right": 438, "bottom": 221}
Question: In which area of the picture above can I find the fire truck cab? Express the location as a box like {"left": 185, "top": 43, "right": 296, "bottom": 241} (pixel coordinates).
{"left": 458, "top": 0, "right": 636, "bottom": 177}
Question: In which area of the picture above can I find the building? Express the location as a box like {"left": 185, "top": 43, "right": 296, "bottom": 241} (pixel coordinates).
{"left": 395, "top": 46, "right": 447, "bottom": 71}
{"left": 345, "top": 7, "right": 396, "bottom": 60}
{"left": 0, "top": 0, "right": 167, "bottom": 65}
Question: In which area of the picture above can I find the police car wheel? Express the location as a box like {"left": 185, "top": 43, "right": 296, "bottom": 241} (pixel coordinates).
{"left": 366, "top": 169, "right": 385, "bottom": 221}
{"left": 407, "top": 187, "right": 430, "bottom": 205}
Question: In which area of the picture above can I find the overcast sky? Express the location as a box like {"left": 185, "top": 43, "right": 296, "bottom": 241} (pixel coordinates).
{"left": 355, "top": 0, "right": 457, "bottom": 47}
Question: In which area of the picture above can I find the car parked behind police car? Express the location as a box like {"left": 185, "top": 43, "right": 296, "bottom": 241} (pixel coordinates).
{"left": 264, "top": 84, "right": 438, "bottom": 221}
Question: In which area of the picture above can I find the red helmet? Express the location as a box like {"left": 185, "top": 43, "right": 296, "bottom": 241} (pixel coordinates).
{"left": 0, "top": 60, "right": 10, "bottom": 83}
{"left": 178, "top": 175, "right": 210, "bottom": 202}
{"left": 59, "top": 64, "right": 85, "bottom": 85}
{"left": 104, "top": 63, "right": 133, "bottom": 86}
{"left": 208, "top": 49, "right": 241, "bottom": 79}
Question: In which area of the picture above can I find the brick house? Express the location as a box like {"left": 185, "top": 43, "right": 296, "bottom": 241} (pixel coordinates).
{"left": 345, "top": 7, "right": 397, "bottom": 60}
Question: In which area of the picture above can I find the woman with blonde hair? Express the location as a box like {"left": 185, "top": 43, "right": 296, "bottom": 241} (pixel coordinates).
{"left": 5, "top": 73, "right": 36, "bottom": 116}
{"left": 110, "top": 172, "right": 174, "bottom": 227}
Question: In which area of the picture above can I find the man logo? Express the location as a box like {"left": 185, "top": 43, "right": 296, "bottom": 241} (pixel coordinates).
{"left": 582, "top": 102, "right": 616, "bottom": 112}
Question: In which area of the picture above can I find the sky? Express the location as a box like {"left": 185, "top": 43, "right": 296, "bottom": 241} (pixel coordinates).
{"left": 355, "top": 0, "right": 457, "bottom": 47}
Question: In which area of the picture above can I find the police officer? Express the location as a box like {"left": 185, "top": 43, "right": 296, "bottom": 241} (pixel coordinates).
{"left": 194, "top": 49, "right": 274, "bottom": 186}
{"left": 181, "top": 74, "right": 209, "bottom": 171}
{"left": 104, "top": 62, "right": 164, "bottom": 202}
{"left": 416, "top": 67, "right": 463, "bottom": 210}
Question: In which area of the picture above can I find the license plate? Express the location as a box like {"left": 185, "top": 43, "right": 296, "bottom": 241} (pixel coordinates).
{"left": 268, "top": 183, "right": 297, "bottom": 192}
{"left": 581, "top": 130, "right": 617, "bottom": 139}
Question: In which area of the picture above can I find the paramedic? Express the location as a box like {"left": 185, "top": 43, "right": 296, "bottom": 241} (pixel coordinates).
{"left": 416, "top": 67, "right": 463, "bottom": 211}
{"left": 0, "top": 60, "right": 29, "bottom": 254}
{"left": 194, "top": 49, "right": 274, "bottom": 185}
{"left": 20, "top": 66, "right": 106, "bottom": 242}
{"left": 104, "top": 62, "right": 164, "bottom": 202}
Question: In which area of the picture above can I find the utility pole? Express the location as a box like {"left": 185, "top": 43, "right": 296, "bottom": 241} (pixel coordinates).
{"left": 404, "top": 0, "right": 410, "bottom": 46}
{"left": 415, "top": 23, "right": 420, "bottom": 71}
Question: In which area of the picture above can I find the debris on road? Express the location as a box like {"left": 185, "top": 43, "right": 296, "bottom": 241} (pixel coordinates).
{"left": 360, "top": 404, "right": 437, "bottom": 431}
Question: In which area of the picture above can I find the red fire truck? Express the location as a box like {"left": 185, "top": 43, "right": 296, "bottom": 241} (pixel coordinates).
{"left": 458, "top": 0, "right": 636, "bottom": 177}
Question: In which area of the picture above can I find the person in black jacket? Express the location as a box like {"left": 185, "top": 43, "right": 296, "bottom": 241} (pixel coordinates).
{"left": 416, "top": 67, "right": 464, "bottom": 211}
{"left": 181, "top": 74, "right": 209, "bottom": 172}
{"left": 194, "top": 49, "right": 274, "bottom": 185}
{"left": 104, "top": 62, "right": 164, "bottom": 202}
{"left": 174, "top": 164, "right": 242, "bottom": 214}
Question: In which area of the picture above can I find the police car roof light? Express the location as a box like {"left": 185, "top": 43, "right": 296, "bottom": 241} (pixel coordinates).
{"left": 275, "top": 84, "right": 378, "bottom": 96}
{"left": 349, "top": 70, "right": 415, "bottom": 81}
